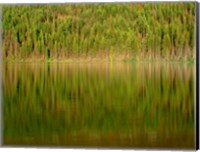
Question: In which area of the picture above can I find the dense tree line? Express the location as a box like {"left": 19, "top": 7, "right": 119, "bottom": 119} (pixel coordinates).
{"left": 2, "top": 3, "right": 195, "bottom": 60}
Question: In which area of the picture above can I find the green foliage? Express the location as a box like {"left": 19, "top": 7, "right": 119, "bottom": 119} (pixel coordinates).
{"left": 163, "top": 33, "right": 171, "bottom": 55}
{"left": 2, "top": 3, "right": 195, "bottom": 60}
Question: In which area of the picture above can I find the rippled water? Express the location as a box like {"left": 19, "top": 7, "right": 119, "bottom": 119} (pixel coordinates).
{"left": 3, "top": 62, "right": 195, "bottom": 149}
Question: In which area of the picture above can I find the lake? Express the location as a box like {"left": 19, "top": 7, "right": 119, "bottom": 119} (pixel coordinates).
{"left": 2, "top": 62, "right": 195, "bottom": 149}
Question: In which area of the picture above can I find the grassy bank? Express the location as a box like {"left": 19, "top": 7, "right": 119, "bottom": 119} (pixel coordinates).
{"left": 3, "top": 54, "right": 196, "bottom": 63}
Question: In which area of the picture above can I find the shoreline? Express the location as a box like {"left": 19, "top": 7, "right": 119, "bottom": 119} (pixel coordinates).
{"left": 2, "top": 57, "right": 195, "bottom": 63}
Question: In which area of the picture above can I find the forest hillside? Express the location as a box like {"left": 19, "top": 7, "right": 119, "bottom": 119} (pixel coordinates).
{"left": 2, "top": 3, "right": 195, "bottom": 61}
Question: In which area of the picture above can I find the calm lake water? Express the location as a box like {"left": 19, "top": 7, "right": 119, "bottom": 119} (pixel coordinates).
{"left": 3, "top": 62, "right": 195, "bottom": 149}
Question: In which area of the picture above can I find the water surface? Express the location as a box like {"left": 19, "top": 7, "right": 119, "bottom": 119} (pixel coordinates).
{"left": 3, "top": 62, "right": 195, "bottom": 149}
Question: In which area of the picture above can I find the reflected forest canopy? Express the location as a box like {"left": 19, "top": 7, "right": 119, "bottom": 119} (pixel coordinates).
{"left": 3, "top": 63, "right": 194, "bottom": 148}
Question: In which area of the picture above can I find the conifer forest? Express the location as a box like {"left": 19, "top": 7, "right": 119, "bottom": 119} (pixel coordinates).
{"left": 2, "top": 3, "right": 195, "bottom": 60}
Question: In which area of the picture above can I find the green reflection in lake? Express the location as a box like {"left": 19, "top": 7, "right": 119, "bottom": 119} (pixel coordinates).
{"left": 3, "top": 62, "right": 195, "bottom": 149}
